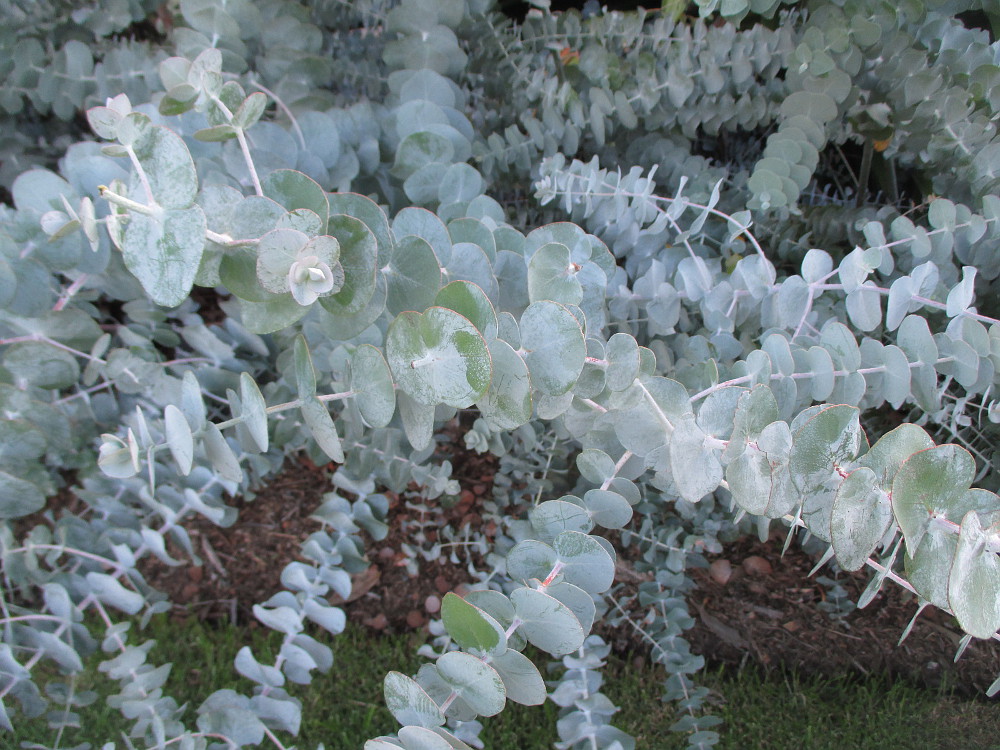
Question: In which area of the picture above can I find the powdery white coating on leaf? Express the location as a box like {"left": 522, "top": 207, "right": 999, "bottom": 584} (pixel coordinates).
{"left": 383, "top": 672, "right": 444, "bottom": 729}
{"left": 519, "top": 300, "right": 585, "bottom": 396}
{"left": 386, "top": 306, "right": 491, "bottom": 408}
{"left": 476, "top": 338, "right": 531, "bottom": 430}
{"left": 949, "top": 510, "right": 1000, "bottom": 639}
{"left": 122, "top": 206, "right": 206, "bottom": 308}
{"left": 831, "top": 467, "right": 893, "bottom": 572}
{"left": 892, "top": 444, "right": 975, "bottom": 557}
{"left": 489, "top": 649, "right": 546, "bottom": 706}
{"left": 436, "top": 651, "right": 506, "bottom": 717}
{"left": 351, "top": 345, "right": 396, "bottom": 428}
{"left": 509, "top": 587, "right": 585, "bottom": 656}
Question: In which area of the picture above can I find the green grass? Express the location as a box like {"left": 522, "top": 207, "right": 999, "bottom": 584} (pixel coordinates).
{"left": 9, "top": 616, "right": 1000, "bottom": 749}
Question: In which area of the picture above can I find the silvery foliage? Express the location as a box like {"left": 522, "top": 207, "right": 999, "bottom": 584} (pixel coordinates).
{"left": 3, "top": 0, "right": 1000, "bottom": 749}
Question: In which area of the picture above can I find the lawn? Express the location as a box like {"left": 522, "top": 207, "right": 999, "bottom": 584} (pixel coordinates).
{"left": 10, "top": 616, "right": 999, "bottom": 750}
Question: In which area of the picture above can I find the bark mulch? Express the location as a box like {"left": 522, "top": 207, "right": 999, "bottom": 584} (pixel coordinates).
{"left": 135, "top": 440, "right": 1000, "bottom": 698}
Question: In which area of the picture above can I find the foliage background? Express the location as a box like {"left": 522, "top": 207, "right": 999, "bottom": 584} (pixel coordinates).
{"left": 2, "top": 1, "right": 1000, "bottom": 748}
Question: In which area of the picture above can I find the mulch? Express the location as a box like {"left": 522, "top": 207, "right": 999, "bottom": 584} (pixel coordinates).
{"left": 137, "top": 434, "right": 1000, "bottom": 698}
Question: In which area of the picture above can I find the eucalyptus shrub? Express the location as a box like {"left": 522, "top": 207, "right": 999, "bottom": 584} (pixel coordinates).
{"left": 3, "top": 1, "right": 1000, "bottom": 749}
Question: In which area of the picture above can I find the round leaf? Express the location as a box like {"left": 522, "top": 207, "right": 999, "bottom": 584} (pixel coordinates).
{"left": 164, "top": 404, "right": 194, "bottom": 476}
{"left": 263, "top": 169, "right": 329, "bottom": 227}
{"left": 384, "top": 672, "right": 444, "bottom": 729}
{"left": 256, "top": 229, "right": 307, "bottom": 294}
{"left": 669, "top": 414, "right": 723, "bottom": 503}
{"left": 529, "top": 499, "right": 594, "bottom": 540}
{"left": 606, "top": 332, "right": 639, "bottom": 391}
{"left": 436, "top": 651, "right": 506, "bottom": 718}
{"left": 322, "top": 214, "right": 378, "bottom": 315}
{"left": 509, "top": 587, "right": 585, "bottom": 656}
{"left": 582, "top": 489, "right": 632, "bottom": 530}
{"left": 488, "top": 649, "right": 545, "bottom": 706}
{"left": 122, "top": 206, "right": 206, "bottom": 308}
{"left": 949, "top": 510, "right": 1000, "bottom": 638}
{"left": 392, "top": 207, "right": 452, "bottom": 265}
{"left": 507, "top": 539, "right": 558, "bottom": 583}
{"left": 527, "top": 242, "right": 583, "bottom": 305}
{"left": 553, "top": 531, "right": 616, "bottom": 594}
{"left": 434, "top": 281, "right": 497, "bottom": 339}
{"left": 385, "top": 235, "right": 442, "bottom": 316}
{"left": 351, "top": 345, "right": 396, "bottom": 428}
{"left": 577, "top": 450, "right": 616, "bottom": 484}
{"left": 476, "top": 339, "right": 531, "bottom": 430}
{"left": 398, "top": 726, "right": 453, "bottom": 750}
{"left": 133, "top": 126, "right": 198, "bottom": 209}
{"left": 546, "top": 581, "right": 597, "bottom": 633}
{"left": 387, "top": 307, "right": 491, "bottom": 408}
{"left": 892, "top": 445, "right": 975, "bottom": 557}
{"left": 519, "top": 300, "right": 585, "bottom": 396}
{"left": 830, "top": 467, "right": 893, "bottom": 571}
{"left": 441, "top": 593, "right": 507, "bottom": 657}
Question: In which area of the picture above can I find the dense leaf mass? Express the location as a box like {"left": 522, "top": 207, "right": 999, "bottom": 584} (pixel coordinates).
{"left": 3, "top": 0, "right": 1000, "bottom": 749}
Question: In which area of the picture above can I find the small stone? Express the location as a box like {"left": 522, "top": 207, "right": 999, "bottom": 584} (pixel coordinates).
{"left": 365, "top": 613, "right": 389, "bottom": 631}
{"left": 459, "top": 489, "right": 475, "bottom": 508}
{"left": 782, "top": 620, "right": 800, "bottom": 632}
{"left": 406, "top": 610, "right": 426, "bottom": 628}
{"left": 742, "top": 555, "right": 773, "bottom": 576}
{"left": 453, "top": 583, "right": 471, "bottom": 597}
{"left": 378, "top": 546, "right": 396, "bottom": 560}
{"left": 425, "top": 594, "right": 441, "bottom": 614}
{"left": 434, "top": 575, "right": 450, "bottom": 594}
{"left": 188, "top": 566, "right": 204, "bottom": 582}
{"left": 473, "top": 484, "right": 488, "bottom": 496}
{"left": 709, "top": 559, "right": 733, "bottom": 585}
{"left": 181, "top": 583, "right": 198, "bottom": 600}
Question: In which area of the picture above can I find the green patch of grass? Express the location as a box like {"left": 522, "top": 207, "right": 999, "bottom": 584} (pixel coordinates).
{"left": 646, "top": 666, "right": 1000, "bottom": 750}
{"left": 9, "top": 617, "right": 999, "bottom": 749}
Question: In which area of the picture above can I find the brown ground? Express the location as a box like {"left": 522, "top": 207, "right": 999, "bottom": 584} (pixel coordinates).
{"left": 140, "top": 437, "right": 1000, "bottom": 698}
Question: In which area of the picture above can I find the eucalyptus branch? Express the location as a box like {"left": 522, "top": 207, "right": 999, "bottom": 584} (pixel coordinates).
{"left": 248, "top": 78, "right": 305, "bottom": 149}
{"left": 600, "top": 450, "right": 634, "bottom": 491}
{"left": 209, "top": 93, "right": 263, "bottom": 196}
{"left": 52, "top": 274, "right": 89, "bottom": 311}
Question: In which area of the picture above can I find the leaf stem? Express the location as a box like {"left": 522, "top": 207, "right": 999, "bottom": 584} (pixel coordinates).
{"left": 98, "top": 186, "right": 158, "bottom": 217}
{"left": 237, "top": 128, "right": 264, "bottom": 197}
{"left": 210, "top": 93, "right": 263, "bottom": 196}
{"left": 0, "top": 334, "right": 106, "bottom": 364}
{"left": 206, "top": 228, "right": 260, "bottom": 247}
{"left": 124, "top": 145, "right": 157, "bottom": 206}
{"left": 213, "top": 390, "right": 355, "bottom": 431}
{"left": 600, "top": 450, "right": 634, "bottom": 491}
{"left": 52, "top": 275, "right": 89, "bottom": 311}
{"left": 637, "top": 380, "right": 674, "bottom": 433}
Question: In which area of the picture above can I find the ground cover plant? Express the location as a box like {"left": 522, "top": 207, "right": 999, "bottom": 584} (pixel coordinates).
{"left": 2, "top": 0, "right": 1000, "bottom": 748}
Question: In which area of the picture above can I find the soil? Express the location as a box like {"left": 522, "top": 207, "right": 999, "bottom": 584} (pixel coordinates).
{"left": 139, "top": 436, "right": 1000, "bottom": 698}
